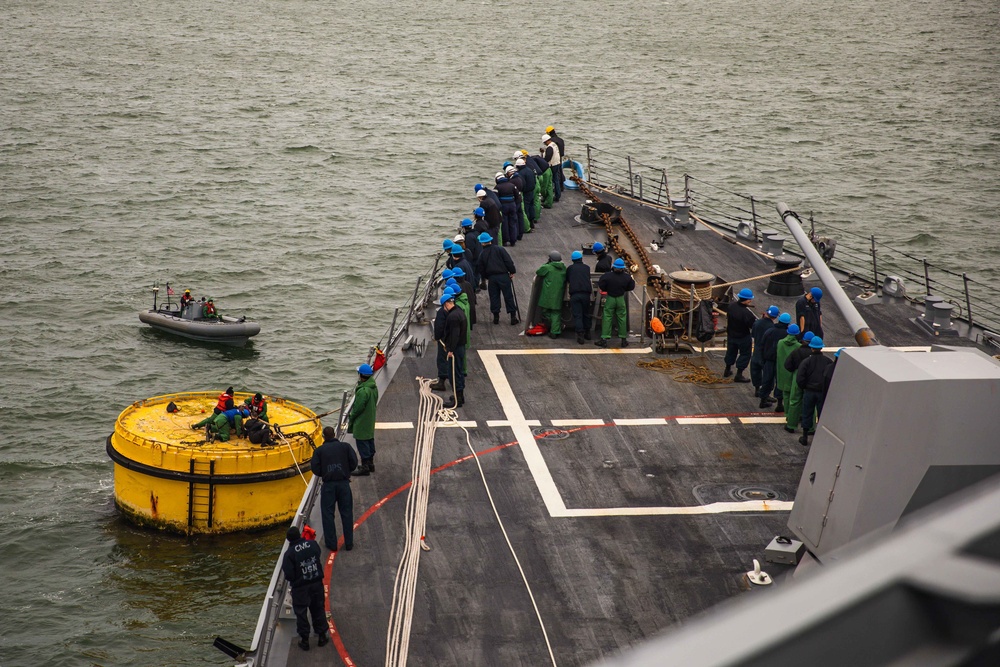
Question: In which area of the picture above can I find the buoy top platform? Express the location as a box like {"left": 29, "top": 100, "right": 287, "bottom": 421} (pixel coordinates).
{"left": 107, "top": 392, "right": 323, "bottom": 534}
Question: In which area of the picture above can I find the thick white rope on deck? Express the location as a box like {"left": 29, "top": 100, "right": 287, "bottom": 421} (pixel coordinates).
{"left": 443, "top": 411, "right": 559, "bottom": 667}
{"left": 384, "top": 377, "right": 442, "bottom": 667}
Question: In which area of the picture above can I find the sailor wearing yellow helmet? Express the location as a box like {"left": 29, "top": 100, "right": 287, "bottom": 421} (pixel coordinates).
{"left": 542, "top": 132, "right": 562, "bottom": 203}
{"left": 518, "top": 148, "right": 553, "bottom": 210}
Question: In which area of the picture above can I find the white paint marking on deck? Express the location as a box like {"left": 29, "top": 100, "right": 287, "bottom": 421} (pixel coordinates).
{"left": 486, "top": 419, "right": 542, "bottom": 428}
{"left": 675, "top": 417, "right": 731, "bottom": 425}
{"left": 550, "top": 418, "right": 606, "bottom": 427}
{"left": 558, "top": 501, "right": 795, "bottom": 516}
{"left": 491, "top": 347, "right": 653, "bottom": 356}
{"left": 375, "top": 422, "right": 415, "bottom": 430}
{"left": 480, "top": 348, "right": 794, "bottom": 517}
{"left": 480, "top": 350, "right": 568, "bottom": 517}
{"left": 436, "top": 420, "right": 479, "bottom": 429}
{"left": 613, "top": 418, "right": 668, "bottom": 426}
{"left": 739, "top": 416, "right": 788, "bottom": 424}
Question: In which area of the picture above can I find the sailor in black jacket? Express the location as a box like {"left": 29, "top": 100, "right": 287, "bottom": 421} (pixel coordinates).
{"left": 593, "top": 242, "right": 613, "bottom": 273}
{"left": 566, "top": 251, "right": 593, "bottom": 343}
{"left": 796, "top": 338, "right": 833, "bottom": 446}
{"left": 310, "top": 427, "right": 357, "bottom": 551}
{"left": 476, "top": 233, "right": 519, "bottom": 324}
{"left": 494, "top": 172, "right": 520, "bottom": 247}
{"left": 441, "top": 292, "right": 467, "bottom": 408}
{"left": 750, "top": 305, "right": 778, "bottom": 396}
{"left": 476, "top": 189, "right": 503, "bottom": 241}
{"left": 723, "top": 288, "right": 757, "bottom": 383}
{"left": 281, "top": 525, "right": 329, "bottom": 650}
{"left": 757, "top": 313, "right": 790, "bottom": 409}
{"left": 429, "top": 291, "right": 451, "bottom": 392}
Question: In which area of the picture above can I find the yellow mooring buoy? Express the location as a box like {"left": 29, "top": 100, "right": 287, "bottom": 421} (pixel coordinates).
{"left": 106, "top": 392, "right": 322, "bottom": 535}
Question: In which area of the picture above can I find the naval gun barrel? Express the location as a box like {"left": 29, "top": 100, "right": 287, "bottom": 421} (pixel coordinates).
{"left": 777, "top": 203, "right": 880, "bottom": 347}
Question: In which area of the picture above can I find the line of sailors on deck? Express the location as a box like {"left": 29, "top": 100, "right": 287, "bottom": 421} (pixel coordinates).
{"left": 431, "top": 125, "right": 635, "bottom": 408}
{"left": 724, "top": 286, "right": 838, "bottom": 447}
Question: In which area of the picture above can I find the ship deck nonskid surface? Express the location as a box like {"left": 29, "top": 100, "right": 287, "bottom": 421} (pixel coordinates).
{"left": 278, "top": 189, "right": 958, "bottom": 666}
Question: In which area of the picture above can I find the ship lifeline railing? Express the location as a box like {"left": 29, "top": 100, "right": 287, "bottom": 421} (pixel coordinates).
{"left": 244, "top": 252, "right": 443, "bottom": 665}
{"left": 585, "top": 145, "right": 1000, "bottom": 338}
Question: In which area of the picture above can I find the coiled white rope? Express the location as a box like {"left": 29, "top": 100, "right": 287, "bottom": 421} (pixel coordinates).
{"left": 441, "top": 411, "right": 559, "bottom": 667}
{"left": 384, "top": 377, "right": 442, "bottom": 667}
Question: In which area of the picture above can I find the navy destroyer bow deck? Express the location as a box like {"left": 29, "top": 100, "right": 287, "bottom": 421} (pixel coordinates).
{"left": 234, "top": 159, "right": 999, "bottom": 667}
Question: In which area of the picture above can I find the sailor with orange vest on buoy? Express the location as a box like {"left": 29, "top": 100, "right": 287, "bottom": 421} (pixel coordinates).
{"left": 214, "top": 387, "right": 235, "bottom": 414}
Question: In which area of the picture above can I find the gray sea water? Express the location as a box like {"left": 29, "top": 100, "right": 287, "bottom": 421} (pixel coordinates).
{"left": 1, "top": 0, "right": 998, "bottom": 664}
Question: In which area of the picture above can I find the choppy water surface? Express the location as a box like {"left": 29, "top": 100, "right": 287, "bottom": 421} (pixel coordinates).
{"left": 1, "top": 0, "right": 997, "bottom": 663}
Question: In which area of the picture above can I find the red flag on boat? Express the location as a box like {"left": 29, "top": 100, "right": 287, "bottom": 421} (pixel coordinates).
{"left": 166, "top": 285, "right": 175, "bottom": 296}
{"left": 372, "top": 346, "right": 387, "bottom": 372}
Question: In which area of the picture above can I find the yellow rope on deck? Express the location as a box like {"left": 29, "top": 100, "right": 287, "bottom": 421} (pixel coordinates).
{"left": 637, "top": 357, "right": 734, "bottom": 386}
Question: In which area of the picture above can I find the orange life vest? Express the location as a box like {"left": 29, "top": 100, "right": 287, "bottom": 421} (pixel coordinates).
{"left": 249, "top": 396, "right": 265, "bottom": 413}
{"left": 215, "top": 391, "right": 233, "bottom": 412}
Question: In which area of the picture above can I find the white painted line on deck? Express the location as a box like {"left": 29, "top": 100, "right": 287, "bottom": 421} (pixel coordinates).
{"left": 487, "top": 419, "right": 542, "bottom": 427}
{"left": 436, "top": 420, "right": 479, "bottom": 429}
{"left": 739, "top": 416, "right": 787, "bottom": 424}
{"left": 614, "top": 418, "right": 668, "bottom": 426}
{"left": 554, "top": 500, "right": 794, "bottom": 517}
{"left": 550, "top": 418, "right": 606, "bottom": 427}
{"left": 480, "top": 348, "right": 794, "bottom": 518}
{"left": 675, "top": 417, "right": 732, "bottom": 425}
{"left": 490, "top": 347, "right": 653, "bottom": 356}
{"left": 480, "top": 350, "right": 568, "bottom": 517}
{"left": 375, "top": 422, "right": 415, "bottom": 430}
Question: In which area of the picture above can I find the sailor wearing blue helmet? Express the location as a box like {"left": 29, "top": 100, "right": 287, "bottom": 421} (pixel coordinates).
{"left": 475, "top": 229, "right": 518, "bottom": 325}
{"left": 595, "top": 257, "right": 635, "bottom": 348}
{"left": 592, "top": 241, "right": 612, "bottom": 273}
{"left": 750, "top": 304, "right": 780, "bottom": 396}
{"left": 349, "top": 362, "right": 379, "bottom": 476}
{"left": 796, "top": 336, "right": 833, "bottom": 446}
{"left": 450, "top": 266, "right": 478, "bottom": 330}
{"left": 776, "top": 323, "right": 803, "bottom": 423}
{"left": 759, "top": 312, "right": 793, "bottom": 410}
{"left": 782, "top": 329, "right": 816, "bottom": 433}
{"left": 449, "top": 242, "right": 476, "bottom": 292}
{"left": 796, "top": 286, "right": 824, "bottom": 339}
{"left": 723, "top": 288, "right": 756, "bottom": 382}
{"left": 566, "top": 249, "right": 593, "bottom": 343}
{"left": 440, "top": 287, "right": 467, "bottom": 409}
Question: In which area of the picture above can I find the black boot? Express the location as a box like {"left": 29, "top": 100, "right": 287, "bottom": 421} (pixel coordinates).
{"left": 493, "top": 312, "right": 500, "bottom": 324}
{"left": 584, "top": 330, "right": 592, "bottom": 340}
{"left": 798, "top": 434, "right": 810, "bottom": 447}
{"left": 759, "top": 395, "right": 775, "bottom": 408}
{"left": 429, "top": 377, "right": 447, "bottom": 391}
{"left": 352, "top": 461, "right": 370, "bottom": 476}
{"left": 367, "top": 457, "right": 374, "bottom": 472}
{"left": 510, "top": 313, "right": 520, "bottom": 325}
{"left": 723, "top": 365, "right": 733, "bottom": 378}
{"left": 317, "top": 633, "right": 330, "bottom": 647}
{"left": 774, "top": 398, "right": 785, "bottom": 413}
{"left": 620, "top": 337, "right": 629, "bottom": 348}
{"left": 298, "top": 637, "right": 310, "bottom": 651}
{"left": 443, "top": 391, "right": 464, "bottom": 409}
{"left": 577, "top": 333, "right": 585, "bottom": 345}
{"left": 595, "top": 338, "right": 608, "bottom": 348}
{"left": 733, "top": 370, "right": 751, "bottom": 383}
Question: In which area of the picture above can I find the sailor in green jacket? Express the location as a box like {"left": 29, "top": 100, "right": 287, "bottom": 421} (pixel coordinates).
{"left": 535, "top": 251, "right": 567, "bottom": 338}
{"left": 348, "top": 363, "right": 379, "bottom": 476}
{"left": 192, "top": 411, "right": 231, "bottom": 442}
{"left": 775, "top": 324, "right": 802, "bottom": 416}
{"left": 783, "top": 330, "right": 815, "bottom": 433}
{"left": 453, "top": 286, "right": 473, "bottom": 373}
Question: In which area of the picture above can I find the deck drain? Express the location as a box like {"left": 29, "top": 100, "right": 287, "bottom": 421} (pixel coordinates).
{"left": 730, "top": 486, "right": 780, "bottom": 501}
{"left": 533, "top": 427, "right": 570, "bottom": 440}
